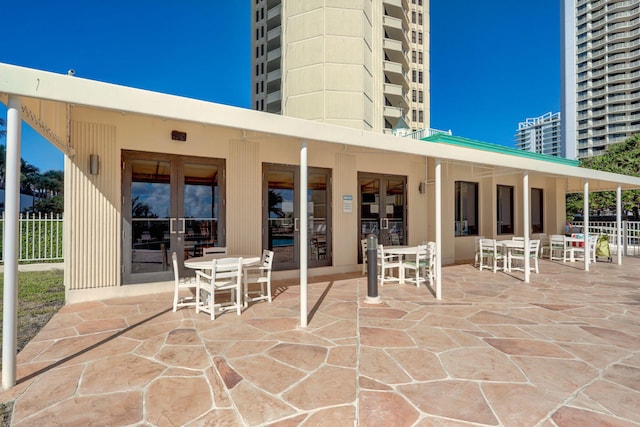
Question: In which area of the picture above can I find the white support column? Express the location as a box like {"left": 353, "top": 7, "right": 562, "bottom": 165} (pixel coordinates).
{"left": 2, "top": 96, "right": 22, "bottom": 390}
{"left": 435, "top": 159, "right": 442, "bottom": 300}
{"left": 617, "top": 185, "right": 622, "bottom": 265}
{"left": 583, "top": 180, "right": 590, "bottom": 272}
{"left": 299, "top": 140, "right": 308, "bottom": 328}
{"left": 523, "top": 171, "right": 530, "bottom": 283}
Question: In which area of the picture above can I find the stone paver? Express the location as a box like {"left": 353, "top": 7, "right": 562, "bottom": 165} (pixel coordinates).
{"left": 2, "top": 257, "right": 640, "bottom": 426}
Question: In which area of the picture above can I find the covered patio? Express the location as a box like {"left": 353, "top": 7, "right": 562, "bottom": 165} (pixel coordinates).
{"left": 2, "top": 258, "right": 640, "bottom": 426}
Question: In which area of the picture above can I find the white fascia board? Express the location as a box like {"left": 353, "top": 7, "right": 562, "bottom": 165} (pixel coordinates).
{"left": 2, "top": 62, "right": 640, "bottom": 190}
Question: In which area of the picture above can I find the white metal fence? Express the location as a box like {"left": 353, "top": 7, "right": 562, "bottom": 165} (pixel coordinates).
{"left": 0, "top": 212, "right": 64, "bottom": 263}
{"left": 573, "top": 220, "right": 640, "bottom": 256}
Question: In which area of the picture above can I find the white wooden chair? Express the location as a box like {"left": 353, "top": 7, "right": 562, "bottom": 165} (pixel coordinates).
{"left": 402, "top": 242, "right": 436, "bottom": 288}
{"left": 377, "top": 244, "right": 401, "bottom": 286}
{"left": 195, "top": 257, "right": 243, "bottom": 320}
{"left": 171, "top": 252, "right": 197, "bottom": 312}
{"left": 203, "top": 246, "right": 227, "bottom": 255}
{"left": 478, "top": 239, "right": 505, "bottom": 273}
{"left": 243, "top": 249, "right": 274, "bottom": 307}
{"left": 549, "top": 234, "right": 570, "bottom": 262}
{"left": 507, "top": 239, "right": 540, "bottom": 273}
{"left": 474, "top": 236, "right": 485, "bottom": 267}
{"left": 572, "top": 234, "right": 598, "bottom": 263}
{"left": 535, "top": 233, "right": 550, "bottom": 258}
{"left": 401, "top": 244, "right": 428, "bottom": 287}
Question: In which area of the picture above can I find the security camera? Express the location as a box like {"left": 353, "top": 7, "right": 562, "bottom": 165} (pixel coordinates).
{"left": 67, "top": 69, "right": 75, "bottom": 76}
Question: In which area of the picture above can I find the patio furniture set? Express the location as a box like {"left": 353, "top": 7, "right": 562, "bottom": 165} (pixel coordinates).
{"left": 362, "top": 239, "right": 437, "bottom": 288}
{"left": 475, "top": 233, "right": 600, "bottom": 274}
{"left": 171, "top": 248, "right": 274, "bottom": 319}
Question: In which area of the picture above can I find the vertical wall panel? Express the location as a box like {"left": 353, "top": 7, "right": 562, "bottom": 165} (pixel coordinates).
{"left": 408, "top": 159, "right": 428, "bottom": 246}
{"left": 227, "top": 139, "right": 262, "bottom": 255}
{"left": 65, "top": 121, "right": 119, "bottom": 291}
{"left": 333, "top": 152, "right": 357, "bottom": 266}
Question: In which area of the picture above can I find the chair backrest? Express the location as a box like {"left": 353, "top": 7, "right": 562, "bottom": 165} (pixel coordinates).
{"left": 512, "top": 236, "right": 525, "bottom": 241}
{"left": 530, "top": 239, "right": 540, "bottom": 256}
{"left": 171, "top": 252, "right": 179, "bottom": 284}
{"left": 211, "top": 257, "right": 243, "bottom": 282}
{"left": 479, "top": 238, "right": 496, "bottom": 252}
{"left": 261, "top": 249, "right": 274, "bottom": 269}
{"left": 550, "top": 234, "right": 565, "bottom": 244}
{"left": 203, "top": 246, "right": 227, "bottom": 255}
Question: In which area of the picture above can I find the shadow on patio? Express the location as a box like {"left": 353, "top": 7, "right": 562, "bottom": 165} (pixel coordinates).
{"left": 1, "top": 258, "right": 640, "bottom": 426}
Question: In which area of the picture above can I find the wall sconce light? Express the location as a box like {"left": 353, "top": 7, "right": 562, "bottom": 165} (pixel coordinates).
{"left": 171, "top": 130, "right": 187, "bottom": 141}
{"left": 89, "top": 154, "right": 100, "bottom": 175}
{"left": 418, "top": 181, "right": 426, "bottom": 194}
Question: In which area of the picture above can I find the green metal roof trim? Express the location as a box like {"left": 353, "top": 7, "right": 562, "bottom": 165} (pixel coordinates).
{"left": 423, "top": 134, "right": 581, "bottom": 167}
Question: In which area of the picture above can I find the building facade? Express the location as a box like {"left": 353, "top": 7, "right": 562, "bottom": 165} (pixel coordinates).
{"left": 562, "top": 0, "right": 640, "bottom": 159}
{"left": 515, "top": 112, "right": 562, "bottom": 157}
{"left": 251, "top": 0, "right": 430, "bottom": 134}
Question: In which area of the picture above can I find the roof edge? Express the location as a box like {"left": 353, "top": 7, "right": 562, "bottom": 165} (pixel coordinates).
{"left": 424, "top": 134, "right": 580, "bottom": 167}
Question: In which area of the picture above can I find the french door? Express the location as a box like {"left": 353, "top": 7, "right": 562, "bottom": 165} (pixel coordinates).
{"left": 359, "top": 173, "right": 407, "bottom": 261}
{"left": 263, "top": 163, "right": 331, "bottom": 271}
{"left": 122, "top": 151, "right": 225, "bottom": 284}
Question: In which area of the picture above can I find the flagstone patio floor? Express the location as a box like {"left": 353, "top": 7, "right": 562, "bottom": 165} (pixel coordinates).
{"left": 2, "top": 258, "right": 640, "bottom": 426}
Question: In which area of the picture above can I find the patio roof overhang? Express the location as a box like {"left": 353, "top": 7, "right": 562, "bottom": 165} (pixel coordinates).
{"left": 2, "top": 62, "right": 640, "bottom": 192}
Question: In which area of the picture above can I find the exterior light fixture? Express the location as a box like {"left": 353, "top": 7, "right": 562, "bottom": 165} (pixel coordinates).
{"left": 89, "top": 154, "right": 99, "bottom": 175}
{"left": 171, "top": 130, "right": 187, "bottom": 141}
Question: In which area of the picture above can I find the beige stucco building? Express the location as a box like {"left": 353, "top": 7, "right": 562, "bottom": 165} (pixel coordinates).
{"left": 251, "top": 0, "right": 429, "bottom": 133}
{"left": 2, "top": 63, "right": 640, "bottom": 307}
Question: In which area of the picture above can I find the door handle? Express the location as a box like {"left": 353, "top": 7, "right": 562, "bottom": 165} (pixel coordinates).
{"left": 380, "top": 218, "right": 389, "bottom": 229}
{"left": 294, "top": 218, "right": 300, "bottom": 232}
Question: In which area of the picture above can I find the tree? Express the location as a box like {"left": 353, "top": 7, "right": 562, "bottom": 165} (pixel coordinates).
{"left": 567, "top": 134, "right": 640, "bottom": 219}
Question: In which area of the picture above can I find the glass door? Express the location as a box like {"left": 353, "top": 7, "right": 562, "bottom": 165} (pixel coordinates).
{"left": 122, "top": 152, "right": 224, "bottom": 284}
{"left": 264, "top": 164, "right": 331, "bottom": 271}
{"left": 359, "top": 173, "right": 407, "bottom": 261}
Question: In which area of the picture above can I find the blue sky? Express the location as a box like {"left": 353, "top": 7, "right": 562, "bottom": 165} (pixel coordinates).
{"left": 1, "top": 1, "right": 560, "bottom": 172}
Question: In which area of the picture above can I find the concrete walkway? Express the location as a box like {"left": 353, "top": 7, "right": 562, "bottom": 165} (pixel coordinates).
{"left": 1, "top": 258, "right": 640, "bottom": 426}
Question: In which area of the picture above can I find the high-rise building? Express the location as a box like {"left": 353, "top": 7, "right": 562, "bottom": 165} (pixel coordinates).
{"left": 515, "top": 112, "right": 562, "bottom": 157}
{"left": 251, "top": 0, "right": 430, "bottom": 134}
{"left": 562, "top": 0, "right": 640, "bottom": 160}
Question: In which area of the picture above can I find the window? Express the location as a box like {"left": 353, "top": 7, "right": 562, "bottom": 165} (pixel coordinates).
{"left": 497, "top": 185, "right": 514, "bottom": 235}
{"left": 418, "top": 71, "right": 423, "bottom": 83}
{"left": 412, "top": 31, "right": 416, "bottom": 43}
{"left": 412, "top": 110, "right": 417, "bottom": 121}
{"left": 531, "top": 188, "right": 543, "bottom": 233}
{"left": 418, "top": 91, "right": 423, "bottom": 103}
{"left": 412, "top": 11, "right": 416, "bottom": 23}
{"left": 418, "top": 13, "right": 423, "bottom": 25}
{"left": 418, "top": 51, "right": 423, "bottom": 64}
{"left": 412, "top": 70, "right": 417, "bottom": 81}
{"left": 418, "top": 32, "right": 423, "bottom": 44}
{"left": 455, "top": 182, "right": 478, "bottom": 236}
{"left": 412, "top": 51, "right": 417, "bottom": 63}
{"left": 418, "top": 110, "right": 423, "bottom": 122}
{"left": 412, "top": 90, "right": 417, "bottom": 102}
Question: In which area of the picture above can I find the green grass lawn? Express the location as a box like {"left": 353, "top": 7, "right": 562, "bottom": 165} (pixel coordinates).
{"left": 0, "top": 269, "right": 65, "bottom": 356}
{"left": 0, "top": 270, "right": 64, "bottom": 426}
